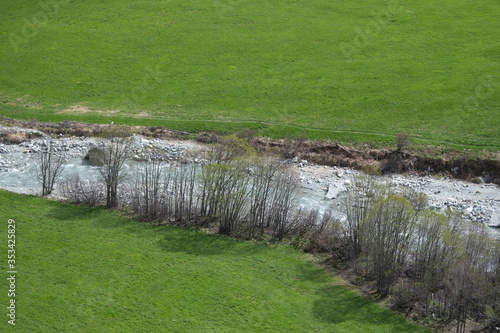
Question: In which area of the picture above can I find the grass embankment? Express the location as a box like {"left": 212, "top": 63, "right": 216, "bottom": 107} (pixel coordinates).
{"left": 0, "top": 190, "right": 428, "bottom": 332}
{"left": 0, "top": 0, "right": 498, "bottom": 149}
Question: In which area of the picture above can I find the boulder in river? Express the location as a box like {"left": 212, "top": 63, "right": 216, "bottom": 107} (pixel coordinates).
{"left": 85, "top": 147, "right": 106, "bottom": 166}
{"left": 325, "top": 183, "right": 346, "bottom": 200}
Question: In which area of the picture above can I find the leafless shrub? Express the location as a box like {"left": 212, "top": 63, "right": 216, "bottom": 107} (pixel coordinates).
{"left": 287, "top": 208, "right": 319, "bottom": 239}
{"left": 283, "top": 133, "right": 306, "bottom": 159}
{"left": 309, "top": 209, "right": 348, "bottom": 256}
{"left": 391, "top": 283, "right": 418, "bottom": 317}
{"left": 236, "top": 128, "right": 255, "bottom": 143}
{"left": 201, "top": 160, "right": 250, "bottom": 235}
{"left": 33, "top": 143, "right": 66, "bottom": 196}
{"left": 60, "top": 174, "right": 105, "bottom": 206}
{"left": 395, "top": 132, "right": 410, "bottom": 152}
{"left": 197, "top": 136, "right": 306, "bottom": 239}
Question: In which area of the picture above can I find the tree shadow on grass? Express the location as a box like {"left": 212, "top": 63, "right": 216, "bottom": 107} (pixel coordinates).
{"left": 295, "top": 260, "right": 330, "bottom": 284}
{"left": 156, "top": 229, "right": 267, "bottom": 257}
{"left": 312, "top": 285, "right": 427, "bottom": 333}
{"left": 45, "top": 204, "right": 105, "bottom": 221}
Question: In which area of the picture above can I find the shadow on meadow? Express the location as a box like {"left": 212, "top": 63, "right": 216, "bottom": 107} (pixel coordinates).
{"left": 295, "top": 260, "right": 330, "bottom": 284}
{"left": 156, "top": 229, "right": 267, "bottom": 257}
{"left": 312, "top": 285, "right": 424, "bottom": 332}
{"left": 45, "top": 203, "right": 102, "bottom": 221}
{"left": 43, "top": 200, "right": 266, "bottom": 258}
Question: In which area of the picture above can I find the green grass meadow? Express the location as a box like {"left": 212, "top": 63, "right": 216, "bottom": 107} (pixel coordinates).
{"left": 0, "top": 190, "right": 429, "bottom": 332}
{"left": 0, "top": 0, "right": 498, "bottom": 148}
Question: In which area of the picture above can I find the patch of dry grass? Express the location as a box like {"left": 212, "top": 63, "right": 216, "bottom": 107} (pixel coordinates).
{"left": 3, "top": 132, "right": 27, "bottom": 143}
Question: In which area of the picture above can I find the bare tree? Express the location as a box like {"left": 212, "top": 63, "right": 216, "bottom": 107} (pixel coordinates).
{"left": 342, "top": 173, "right": 389, "bottom": 258}
{"left": 268, "top": 168, "right": 300, "bottom": 240}
{"left": 360, "top": 194, "right": 416, "bottom": 297}
{"left": 168, "top": 161, "right": 199, "bottom": 223}
{"left": 129, "top": 157, "right": 200, "bottom": 225}
{"left": 133, "top": 157, "right": 164, "bottom": 220}
{"left": 443, "top": 221, "right": 494, "bottom": 333}
{"left": 97, "top": 137, "right": 130, "bottom": 208}
{"left": 200, "top": 135, "right": 254, "bottom": 235}
{"left": 410, "top": 210, "right": 447, "bottom": 316}
{"left": 34, "top": 143, "right": 66, "bottom": 196}
{"left": 201, "top": 158, "right": 250, "bottom": 235}
{"left": 218, "top": 164, "right": 250, "bottom": 236}
{"left": 247, "top": 156, "right": 282, "bottom": 238}
{"left": 484, "top": 241, "right": 500, "bottom": 331}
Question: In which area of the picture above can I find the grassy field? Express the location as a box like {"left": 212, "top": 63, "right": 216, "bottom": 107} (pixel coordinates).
{"left": 0, "top": 0, "right": 498, "bottom": 149}
{"left": 0, "top": 190, "right": 429, "bottom": 332}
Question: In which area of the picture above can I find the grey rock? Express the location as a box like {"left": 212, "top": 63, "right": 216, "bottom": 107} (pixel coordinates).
{"left": 85, "top": 147, "right": 106, "bottom": 166}
{"left": 325, "top": 183, "right": 346, "bottom": 200}
{"left": 488, "top": 212, "right": 500, "bottom": 228}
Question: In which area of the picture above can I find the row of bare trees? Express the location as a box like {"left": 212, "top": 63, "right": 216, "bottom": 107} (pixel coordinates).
{"left": 127, "top": 136, "right": 306, "bottom": 240}
{"left": 130, "top": 159, "right": 198, "bottom": 223}
{"left": 51, "top": 135, "right": 309, "bottom": 240}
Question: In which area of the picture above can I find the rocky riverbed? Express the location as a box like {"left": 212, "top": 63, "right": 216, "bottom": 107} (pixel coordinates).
{"left": 1, "top": 125, "right": 499, "bottom": 236}
{"left": 289, "top": 161, "right": 500, "bottom": 235}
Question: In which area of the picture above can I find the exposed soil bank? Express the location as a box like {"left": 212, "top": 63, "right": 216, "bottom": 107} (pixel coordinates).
{"left": 1, "top": 116, "right": 499, "bottom": 185}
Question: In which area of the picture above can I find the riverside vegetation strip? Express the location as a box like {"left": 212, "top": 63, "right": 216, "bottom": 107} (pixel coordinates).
{"left": 0, "top": 128, "right": 499, "bottom": 234}
{"left": 0, "top": 0, "right": 499, "bottom": 149}
{"left": 0, "top": 190, "right": 429, "bottom": 332}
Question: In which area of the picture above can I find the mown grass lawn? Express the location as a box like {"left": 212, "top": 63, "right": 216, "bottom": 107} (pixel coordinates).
{"left": 0, "top": 190, "right": 429, "bottom": 332}
{"left": 0, "top": 0, "right": 498, "bottom": 149}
